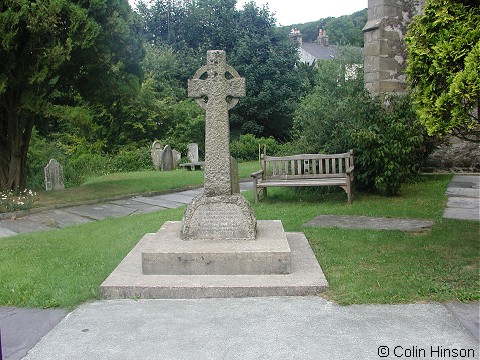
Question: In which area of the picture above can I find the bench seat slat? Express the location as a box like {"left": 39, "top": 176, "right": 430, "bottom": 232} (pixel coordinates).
{"left": 257, "top": 178, "right": 347, "bottom": 188}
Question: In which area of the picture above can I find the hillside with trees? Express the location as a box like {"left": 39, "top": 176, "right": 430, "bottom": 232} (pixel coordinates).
{"left": 283, "top": 8, "right": 367, "bottom": 47}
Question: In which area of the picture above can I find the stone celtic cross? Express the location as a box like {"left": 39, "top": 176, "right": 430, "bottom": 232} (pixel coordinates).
{"left": 188, "top": 50, "right": 245, "bottom": 197}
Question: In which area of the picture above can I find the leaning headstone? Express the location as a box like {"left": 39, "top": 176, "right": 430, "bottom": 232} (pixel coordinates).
{"left": 172, "top": 149, "right": 181, "bottom": 168}
{"left": 44, "top": 159, "right": 65, "bottom": 191}
{"left": 187, "top": 143, "right": 200, "bottom": 163}
{"left": 151, "top": 141, "right": 163, "bottom": 170}
{"left": 182, "top": 50, "right": 256, "bottom": 240}
{"left": 161, "top": 145, "right": 174, "bottom": 171}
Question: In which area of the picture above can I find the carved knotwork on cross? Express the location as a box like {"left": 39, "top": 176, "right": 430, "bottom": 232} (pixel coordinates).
{"left": 188, "top": 50, "right": 246, "bottom": 197}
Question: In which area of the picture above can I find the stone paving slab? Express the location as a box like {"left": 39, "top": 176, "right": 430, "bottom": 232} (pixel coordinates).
{"left": 64, "top": 203, "right": 137, "bottom": 221}
{"left": 156, "top": 193, "right": 194, "bottom": 204}
{"left": 176, "top": 189, "right": 204, "bottom": 197}
{"left": 132, "top": 196, "right": 185, "bottom": 209}
{"left": 0, "top": 218, "right": 54, "bottom": 235}
{"left": 0, "top": 227, "right": 18, "bottom": 237}
{"left": 27, "top": 209, "right": 92, "bottom": 228}
{"left": 108, "top": 199, "right": 164, "bottom": 214}
{"left": 445, "top": 187, "right": 480, "bottom": 198}
{"left": 443, "top": 175, "right": 480, "bottom": 221}
{"left": 444, "top": 302, "right": 480, "bottom": 342}
{"left": 304, "top": 215, "right": 434, "bottom": 232}
{"left": 447, "top": 197, "right": 480, "bottom": 209}
{"left": 0, "top": 307, "right": 67, "bottom": 360}
{"left": 22, "top": 298, "right": 479, "bottom": 360}
{"left": 443, "top": 208, "right": 480, "bottom": 221}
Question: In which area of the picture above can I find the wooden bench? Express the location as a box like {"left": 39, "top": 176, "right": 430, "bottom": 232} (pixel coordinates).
{"left": 251, "top": 150, "right": 354, "bottom": 204}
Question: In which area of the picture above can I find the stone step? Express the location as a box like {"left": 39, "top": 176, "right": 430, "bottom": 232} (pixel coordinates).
{"left": 100, "top": 220, "right": 328, "bottom": 299}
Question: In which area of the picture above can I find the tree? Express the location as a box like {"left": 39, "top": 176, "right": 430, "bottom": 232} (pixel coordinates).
{"left": 405, "top": 0, "right": 480, "bottom": 142}
{"left": 138, "top": 0, "right": 302, "bottom": 141}
{"left": 0, "top": 0, "right": 144, "bottom": 190}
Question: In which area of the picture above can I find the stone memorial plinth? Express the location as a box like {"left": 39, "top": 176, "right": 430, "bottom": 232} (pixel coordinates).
{"left": 100, "top": 51, "right": 328, "bottom": 299}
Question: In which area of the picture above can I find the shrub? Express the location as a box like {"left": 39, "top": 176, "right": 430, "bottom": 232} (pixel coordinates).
{"left": 230, "top": 134, "right": 282, "bottom": 161}
{"left": 351, "top": 94, "right": 428, "bottom": 195}
{"left": 109, "top": 146, "right": 153, "bottom": 173}
{"left": 293, "top": 61, "right": 432, "bottom": 196}
{"left": 64, "top": 153, "right": 111, "bottom": 187}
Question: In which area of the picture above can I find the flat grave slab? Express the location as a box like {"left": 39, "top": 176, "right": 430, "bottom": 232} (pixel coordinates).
{"left": 304, "top": 215, "right": 434, "bottom": 232}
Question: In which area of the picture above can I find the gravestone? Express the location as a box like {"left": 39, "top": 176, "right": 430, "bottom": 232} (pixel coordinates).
{"left": 44, "top": 159, "right": 65, "bottom": 191}
{"left": 151, "top": 141, "right": 163, "bottom": 170}
{"left": 182, "top": 50, "right": 256, "bottom": 240}
{"left": 161, "top": 145, "right": 174, "bottom": 171}
{"left": 187, "top": 143, "right": 200, "bottom": 163}
{"left": 172, "top": 149, "right": 181, "bottom": 168}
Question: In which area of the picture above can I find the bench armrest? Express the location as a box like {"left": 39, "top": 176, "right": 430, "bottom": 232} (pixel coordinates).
{"left": 346, "top": 166, "right": 354, "bottom": 175}
{"left": 251, "top": 169, "right": 264, "bottom": 178}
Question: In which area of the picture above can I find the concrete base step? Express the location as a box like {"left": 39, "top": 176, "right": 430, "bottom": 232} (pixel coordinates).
{"left": 100, "top": 220, "right": 328, "bottom": 299}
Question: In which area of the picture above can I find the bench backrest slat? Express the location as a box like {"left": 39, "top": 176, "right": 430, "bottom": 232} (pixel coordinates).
{"left": 262, "top": 151, "right": 353, "bottom": 180}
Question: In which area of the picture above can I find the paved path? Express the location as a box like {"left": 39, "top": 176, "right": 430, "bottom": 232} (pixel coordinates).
{"left": 443, "top": 175, "right": 480, "bottom": 221}
{"left": 1, "top": 175, "right": 478, "bottom": 238}
{"left": 0, "top": 182, "right": 253, "bottom": 238}
{"left": 12, "top": 298, "right": 480, "bottom": 360}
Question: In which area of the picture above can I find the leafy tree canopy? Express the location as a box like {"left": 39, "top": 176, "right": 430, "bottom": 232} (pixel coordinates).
{"left": 137, "top": 0, "right": 303, "bottom": 140}
{"left": 405, "top": 0, "right": 480, "bottom": 142}
{"left": 0, "top": 0, "right": 144, "bottom": 190}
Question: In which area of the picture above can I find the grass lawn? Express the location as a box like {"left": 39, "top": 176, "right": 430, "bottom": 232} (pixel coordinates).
{"left": 29, "top": 161, "right": 262, "bottom": 210}
{"left": 0, "top": 170, "right": 478, "bottom": 309}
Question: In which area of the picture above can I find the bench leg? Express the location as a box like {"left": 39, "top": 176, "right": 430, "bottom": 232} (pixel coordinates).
{"left": 340, "top": 186, "right": 352, "bottom": 204}
{"left": 263, "top": 187, "right": 267, "bottom": 200}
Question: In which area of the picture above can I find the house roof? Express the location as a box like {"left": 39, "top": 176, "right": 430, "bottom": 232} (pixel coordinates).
{"left": 301, "top": 42, "right": 339, "bottom": 60}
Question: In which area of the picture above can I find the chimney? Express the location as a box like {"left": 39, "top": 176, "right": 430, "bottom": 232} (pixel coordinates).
{"left": 317, "top": 28, "right": 329, "bottom": 47}
{"left": 289, "top": 28, "right": 303, "bottom": 46}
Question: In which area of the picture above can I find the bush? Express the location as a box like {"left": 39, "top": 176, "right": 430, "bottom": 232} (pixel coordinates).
{"left": 109, "top": 146, "right": 153, "bottom": 173}
{"left": 230, "top": 134, "right": 282, "bottom": 161}
{"left": 351, "top": 94, "right": 428, "bottom": 195}
{"left": 293, "top": 61, "right": 432, "bottom": 195}
{"left": 64, "top": 153, "right": 111, "bottom": 187}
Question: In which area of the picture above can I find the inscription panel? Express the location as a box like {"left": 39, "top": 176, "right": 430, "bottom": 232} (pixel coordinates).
{"left": 182, "top": 195, "right": 256, "bottom": 240}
